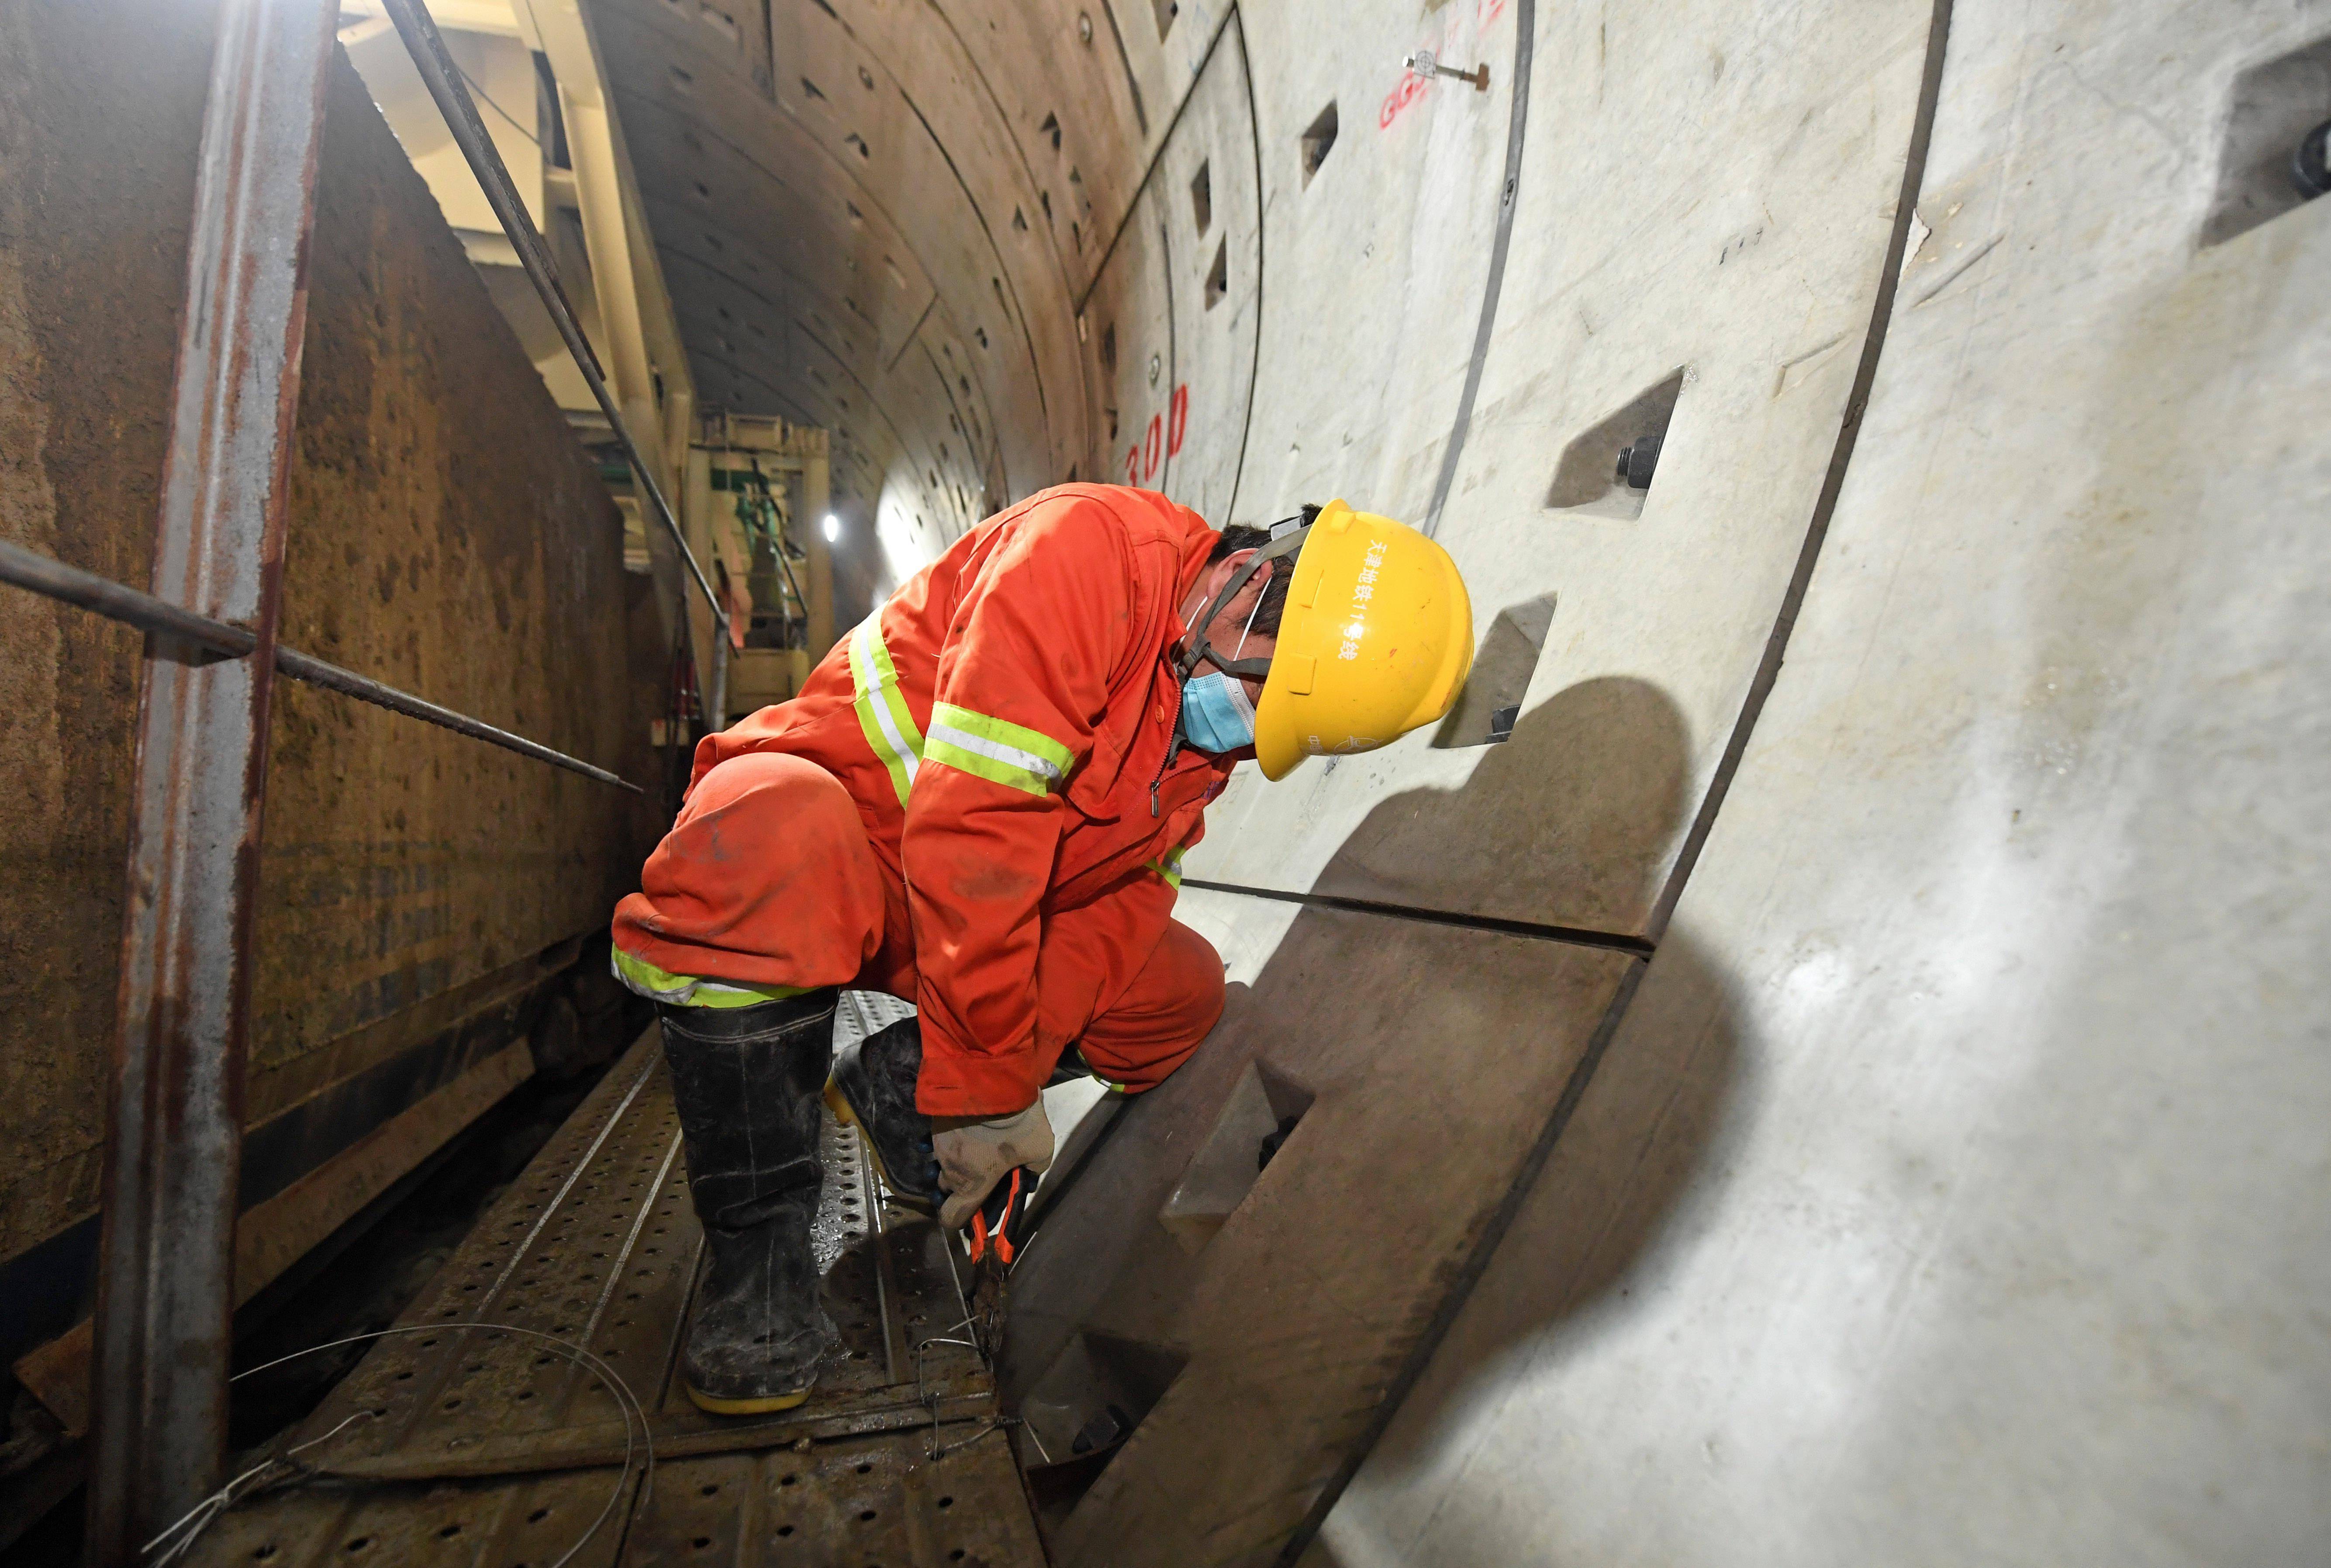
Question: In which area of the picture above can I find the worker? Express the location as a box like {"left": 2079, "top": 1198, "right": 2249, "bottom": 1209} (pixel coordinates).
{"left": 608, "top": 484, "right": 1472, "bottom": 1414}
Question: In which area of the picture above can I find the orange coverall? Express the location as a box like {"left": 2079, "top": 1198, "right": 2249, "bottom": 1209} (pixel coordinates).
{"left": 611, "top": 484, "right": 1238, "bottom": 1116}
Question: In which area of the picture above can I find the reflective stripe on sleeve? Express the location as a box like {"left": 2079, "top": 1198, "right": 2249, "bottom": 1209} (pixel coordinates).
{"left": 924, "top": 702, "right": 1076, "bottom": 798}
{"left": 849, "top": 614, "right": 924, "bottom": 807}
{"left": 1144, "top": 844, "right": 1185, "bottom": 888}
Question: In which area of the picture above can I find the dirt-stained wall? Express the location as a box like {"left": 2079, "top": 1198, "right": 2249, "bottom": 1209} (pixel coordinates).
{"left": 0, "top": 2, "right": 661, "bottom": 1364}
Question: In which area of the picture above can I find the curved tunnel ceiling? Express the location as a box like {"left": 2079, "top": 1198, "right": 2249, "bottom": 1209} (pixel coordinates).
{"left": 599, "top": 0, "right": 1514, "bottom": 626}
{"left": 596, "top": 0, "right": 1158, "bottom": 609}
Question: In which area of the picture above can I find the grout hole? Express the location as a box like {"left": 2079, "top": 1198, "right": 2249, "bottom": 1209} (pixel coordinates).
{"left": 1299, "top": 102, "right": 1339, "bottom": 185}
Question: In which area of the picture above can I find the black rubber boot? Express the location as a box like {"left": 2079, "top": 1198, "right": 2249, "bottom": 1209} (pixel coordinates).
{"left": 658, "top": 991, "right": 839, "bottom": 1415}
{"left": 822, "top": 1015, "right": 943, "bottom": 1212}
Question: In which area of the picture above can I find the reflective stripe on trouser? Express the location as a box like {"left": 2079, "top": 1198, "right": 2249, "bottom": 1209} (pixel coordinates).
{"left": 610, "top": 944, "right": 810, "bottom": 1009}
{"left": 610, "top": 751, "right": 1222, "bottom": 1106}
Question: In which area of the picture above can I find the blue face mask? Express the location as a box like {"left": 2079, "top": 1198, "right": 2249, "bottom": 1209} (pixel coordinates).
{"left": 1181, "top": 670, "right": 1257, "bottom": 754}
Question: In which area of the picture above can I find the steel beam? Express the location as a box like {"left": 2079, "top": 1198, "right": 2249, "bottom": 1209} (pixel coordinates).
{"left": 83, "top": 3, "right": 337, "bottom": 1560}
{"left": 708, "top": 633, "right": 732, "bottom": 734}
{"left": 377, "top": 0, "right": 726, "bottom": 642}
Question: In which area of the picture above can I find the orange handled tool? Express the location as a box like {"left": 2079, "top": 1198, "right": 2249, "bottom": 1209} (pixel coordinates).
{"left": 967, "top": 1165, "right": 1038, "bottom": 1270}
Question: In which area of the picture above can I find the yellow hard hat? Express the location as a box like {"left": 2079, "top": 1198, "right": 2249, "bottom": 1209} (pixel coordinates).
{"left": 1250, "top": 501, "right": 1472, "bottom": 780}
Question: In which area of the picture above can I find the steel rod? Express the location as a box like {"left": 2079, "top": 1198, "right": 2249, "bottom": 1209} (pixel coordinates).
{"left": 708, "top": 631, "right": 731, "bottom": 734}
{"left": 84, "top": 3, "right": 337, "bottom": 1559}
{"left": 376, "top": 0, "right": 725, "bottom": 638}
{"left": 0, "top": 541, "right": 639, "bottom": 792}
{"left": 775, "top": 534, "right": 811, "bottom": 645}
{"left": 0, "top": 538, "right": 253, "bottom": 656}
{"left": 276, "top": 647, "right": 641, "bottom": 791}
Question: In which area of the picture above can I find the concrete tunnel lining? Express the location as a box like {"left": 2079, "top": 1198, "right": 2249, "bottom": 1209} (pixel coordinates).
{"left": 0, "top": 0, "right": 2326, "bottom": 1561}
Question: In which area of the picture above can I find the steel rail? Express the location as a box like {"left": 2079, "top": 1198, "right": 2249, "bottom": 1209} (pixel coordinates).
{"left": 0, "top": 541, "right": 639, "bottom": 793}
{"left": 83, "top": 3, "right": 338, "bottom": 1559}
{"left": 376, "top": 0, "right": 726, "bottom": 641}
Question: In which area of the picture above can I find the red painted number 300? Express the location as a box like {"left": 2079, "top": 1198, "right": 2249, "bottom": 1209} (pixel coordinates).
{"left": 1124, "top": 382, "right": 1191, "bottom": 489}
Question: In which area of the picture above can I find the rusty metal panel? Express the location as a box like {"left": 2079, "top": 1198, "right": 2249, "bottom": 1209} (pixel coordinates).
{"left": 83, "top": 1, "right": 339, "bottom": 1558}
{"left": 0, "top": 2, "right": 664, "bottom": 1402}
{"left": 184, "top": 1022, "right": 1042, "bottom": 1568}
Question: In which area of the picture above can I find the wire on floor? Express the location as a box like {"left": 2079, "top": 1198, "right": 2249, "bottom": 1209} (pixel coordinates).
{"left": 141, "top": 1322, "right": 655, "bottom": 1568}
{"left": 140, "top": 1409, "right": 376, "bottom": 1568}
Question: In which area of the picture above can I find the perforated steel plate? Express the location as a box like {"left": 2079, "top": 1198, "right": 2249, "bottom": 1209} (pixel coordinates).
{"left": 187, "top": 1014, "right": 1043, "bottom": 1568}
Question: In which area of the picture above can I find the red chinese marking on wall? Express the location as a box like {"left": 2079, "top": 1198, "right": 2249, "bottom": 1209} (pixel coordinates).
{"left": 1167, "top": 383, "right": 1189, "bottom": 457}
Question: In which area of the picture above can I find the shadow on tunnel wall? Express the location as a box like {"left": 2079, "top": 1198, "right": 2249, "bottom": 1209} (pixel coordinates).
{"left": 1294, "top": 943, "right": 1752, "bottom": 1568}
{"left": 1323, "top": 670, "right": 1704, "bottom": 924}
{"left": 1018, "top": 678, "right": 1754, "bottom": 1566}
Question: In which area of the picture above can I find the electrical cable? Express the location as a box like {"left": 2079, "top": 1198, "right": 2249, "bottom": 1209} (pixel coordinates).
{"left": 141, "top": 1409, "right": 377, "bottom": 1568}
{"left": 857, "top": 1086, "right": 1010, "bottom": 1464}
{"left": 141, "top": 1322, "right": 655, "bottom": 1568}
{"left": 453, "top": 62, "right": 539, "bottom": 147}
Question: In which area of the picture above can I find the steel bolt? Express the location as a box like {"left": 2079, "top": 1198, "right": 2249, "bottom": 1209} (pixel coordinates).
{"left": 2293, "top": 118, "right": 2331, "bottom": 199}
{"left": 1616, "top": 434, "right": 1661, "bottom": 490}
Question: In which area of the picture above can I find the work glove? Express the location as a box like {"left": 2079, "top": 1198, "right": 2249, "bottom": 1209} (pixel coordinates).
{"left": 933, "top": 1100, "right": 1054, "bottom": 1230}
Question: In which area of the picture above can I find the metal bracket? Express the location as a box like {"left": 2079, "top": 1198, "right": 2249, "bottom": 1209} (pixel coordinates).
{"left": 1404, "top": 48, "right": 1491, "bottom": 91}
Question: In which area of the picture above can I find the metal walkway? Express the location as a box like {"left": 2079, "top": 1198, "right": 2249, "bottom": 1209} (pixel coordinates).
{"left": 184, "top": 1007, "right": 1045, "bottom": 1568}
